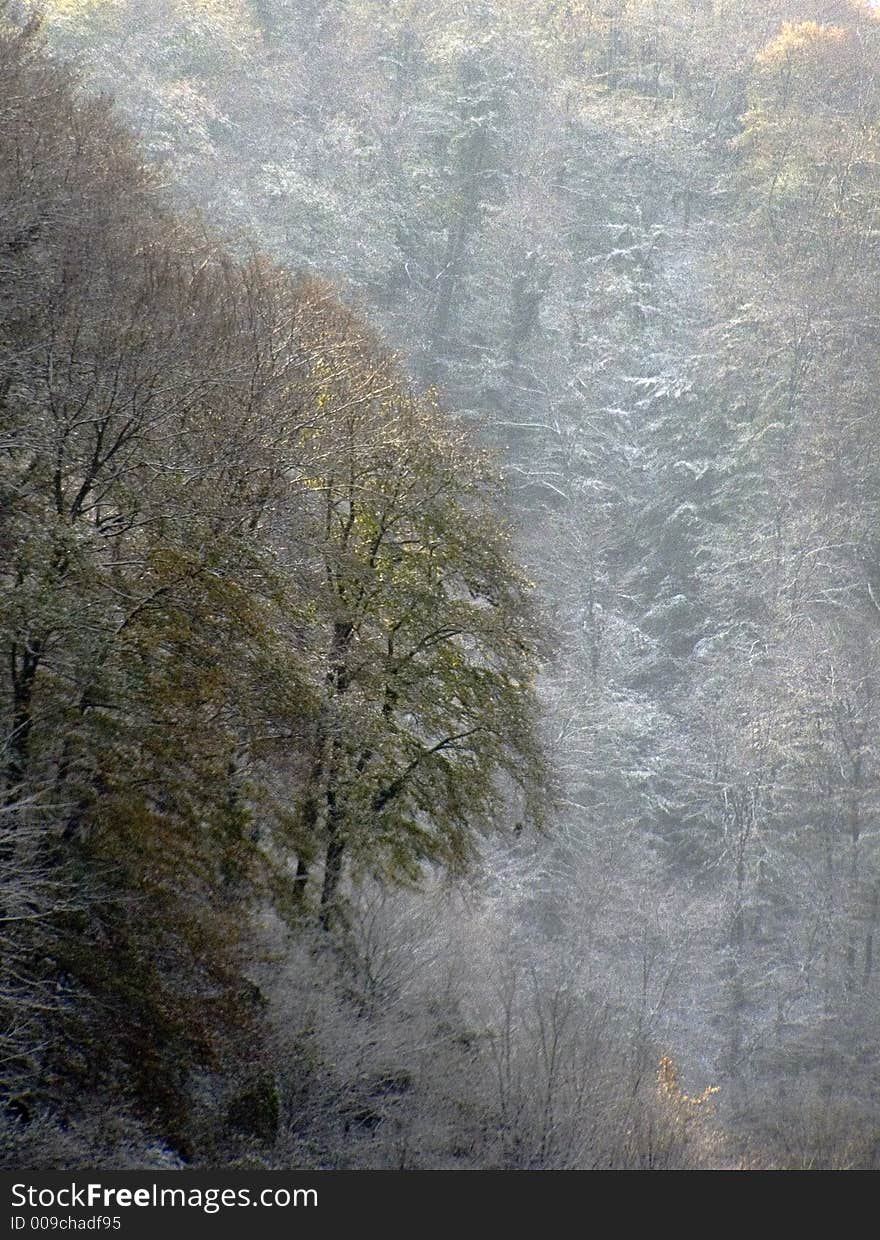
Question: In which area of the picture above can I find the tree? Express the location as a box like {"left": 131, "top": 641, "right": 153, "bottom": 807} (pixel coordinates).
{"left": 284, "top": 284, "right": 548, "bottom": 926}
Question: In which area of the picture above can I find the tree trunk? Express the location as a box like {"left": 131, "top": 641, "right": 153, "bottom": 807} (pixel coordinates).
{"left": 319, "top": 825, "right": 345, "bottom": 931}
{"left": 6, "top": 639, "right": 42, "bottom": 794}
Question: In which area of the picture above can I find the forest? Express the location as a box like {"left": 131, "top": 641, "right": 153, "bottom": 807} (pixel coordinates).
{"left": 2, "top": 0, "right": 880, "bottom": 1171}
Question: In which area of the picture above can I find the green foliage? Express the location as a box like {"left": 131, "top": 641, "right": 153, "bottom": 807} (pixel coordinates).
{"left": 262, "top": 284, "right": 548, "bottom": 918}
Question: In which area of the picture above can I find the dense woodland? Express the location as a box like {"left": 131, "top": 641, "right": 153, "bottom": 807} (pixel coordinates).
{"left": 2, "top": 0, "right": 880, "bottom": 1169}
